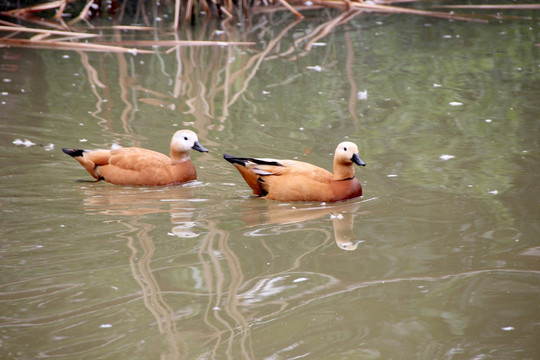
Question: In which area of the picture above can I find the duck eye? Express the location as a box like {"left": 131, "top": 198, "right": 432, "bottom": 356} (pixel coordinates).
{"left": 184, "top": 137, "right": 188, "bottom": 141}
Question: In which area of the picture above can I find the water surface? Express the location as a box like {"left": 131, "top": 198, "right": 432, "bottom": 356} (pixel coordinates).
{"left": 1, "top": 8, "right": 539, "bottom": 360}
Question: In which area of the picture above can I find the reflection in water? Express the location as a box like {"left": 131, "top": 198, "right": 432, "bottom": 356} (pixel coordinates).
{"left": 77, "top": 183, "right": 369, "bottom": 359}
{"left": 23, "top": 13, "right": 368, "bottom": 150}
{"left": 332, "top": 211, "right": 365, "bottom": 251}
{"left": 119, "top": 218, "right": 187, "bottom": 360}
{"left": 239, "top": 198, "right": 369, "bottom": 251}
{"left": 79, "top": 184, "right": 255, "bottom": 359}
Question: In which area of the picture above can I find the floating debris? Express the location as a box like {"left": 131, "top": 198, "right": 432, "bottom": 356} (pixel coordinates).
{"left": 440, "top": 154, "right": 455, "bottom": 161}
{"left": 13, "top": 138, "right": 36, "bottom": 147}
{"left": 449, "top": 101, "right": 463, "bottom": 106}
{"left": 358, "top": 90, "right": 368, "bottom": 100}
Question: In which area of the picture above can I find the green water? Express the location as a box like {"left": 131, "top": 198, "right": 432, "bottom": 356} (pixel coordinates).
{"left": 1, "top": 8, "right": 539, "bottom": 360}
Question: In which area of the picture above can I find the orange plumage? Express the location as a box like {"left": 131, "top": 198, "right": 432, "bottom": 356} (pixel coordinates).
{"left": 62, "top": 130, "right": 208, "bottom": 186}
{"left": 224, "top": 141, "right": 366, "bottom": 202}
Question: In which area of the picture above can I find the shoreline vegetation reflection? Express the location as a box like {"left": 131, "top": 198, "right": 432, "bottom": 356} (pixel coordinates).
{"left": 0, "top": 1, "right": 537, "bottom": 55}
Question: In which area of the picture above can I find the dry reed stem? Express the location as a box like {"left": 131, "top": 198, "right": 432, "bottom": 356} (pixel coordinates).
{"left": 220, "top": 6, "right": 234, "bottom": 18}
{"left": 53, "top": 0, "right": 68, "bottom": 20}
{"left": 1, "top": 1, "right": 65, "bottom": 16}
{"left": 306, "top": 0, "right": 489, "bottom": 23}
{"left": 174, "top": 0, "right": 181, "bottom": 30}
{"left": 68, "top": 0, "right": 95, "bottom": 26}
{"left": 436, "top": 4, "right": 540, "bottom": 10}
{"left": 276, "top": 0, "right": 305, "bottom": 18}
{"left": 30, "top": 32, "right": 52, "bottom": 41}
{"left": 0, "top": 13, "right": 71, "bottom": 31}
{"left": 184, "top": 0, "right": 193, "bottom": 23}
{"left": 1, "top": 0, "right": 534, "bottom": 29}
{"left": 93, "top": 40, "right": 255, "bottom": 47}
{"left": 93, "top": 25, "right": 156, "bottom": 31}
{"left": 0, "top": 38, "right": 155, "bottom": 53}
{"left": 225, "top": 0, "right": 233, "bottom": 13}
{"left": 0, "top": 19, "right": 24, "bottom": 27}
{"left": 0, "top": 25, "right": 96, "bottom": 38}
{"left": 250, "top": 4, "right": 325, "bottom": 15}
{"left": 0, "top": 24, "right": 254, "bottom": 54}
{"left": 201, "top": 0, "right": 212, "bottom": 16}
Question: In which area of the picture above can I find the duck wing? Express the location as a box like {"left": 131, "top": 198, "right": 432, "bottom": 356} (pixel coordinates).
{"left": 107, "top": 148, "right": 172, "bottom": 171}
{"left": 224, "top": 154, "right": 336, "bottom": 200}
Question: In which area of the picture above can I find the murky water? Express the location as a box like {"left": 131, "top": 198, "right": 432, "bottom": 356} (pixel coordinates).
{"left": 1, "top": 8, "right": 539, "bottom": 360}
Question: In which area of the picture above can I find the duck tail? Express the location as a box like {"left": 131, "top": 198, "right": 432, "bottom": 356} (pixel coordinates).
{"left": 223, "top": 153, "right": 248, "bottom": 166}
{"left": 62, "top": 148, "right": 86, "bottom": 157}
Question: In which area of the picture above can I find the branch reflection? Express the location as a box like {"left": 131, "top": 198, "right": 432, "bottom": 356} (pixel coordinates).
{"left": 64, "top": 13, "right": 367, "bottom": 148}
{"left": 80, "top": 184, "right": 254, "bottom": 359}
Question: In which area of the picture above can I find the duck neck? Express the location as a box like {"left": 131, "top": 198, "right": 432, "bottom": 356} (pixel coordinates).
{"left": 170, "top": 150, "right": 190, "bottom": 164}
{"left": 333, "top": 162, "right": 355, "bottom": 180}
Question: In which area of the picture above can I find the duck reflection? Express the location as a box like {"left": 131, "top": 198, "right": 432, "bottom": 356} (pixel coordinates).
{"left": 81, "top": 182, "right": 199, "bottom": 216}
{"left": 331, "top": 210, "right": 365, "bottom": 251}
{"left": 237, "top": 198, "right": 366, "bottom": 251}
{"left": 80, "top": 182, "right": 366, "bottom": 251}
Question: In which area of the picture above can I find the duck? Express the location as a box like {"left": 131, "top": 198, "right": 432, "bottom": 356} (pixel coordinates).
{"left": 223, "top": 141, "right": 366, "bottom": 202}
{"left": 62, "top": 129, "right": 208, "bottom": 186}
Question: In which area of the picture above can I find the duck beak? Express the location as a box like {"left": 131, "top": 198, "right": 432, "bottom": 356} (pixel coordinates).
{"left": 192, "top": 141, "right": 209, "bottom": 153}
{"left": 351, "top": 153, "right": 366, "bottom": 166}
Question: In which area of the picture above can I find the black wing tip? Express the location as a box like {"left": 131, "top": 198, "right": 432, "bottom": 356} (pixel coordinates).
{"left": 62, "top": 148, "right": 85, "bottom": 157}
{"left": 223, "top": 153, "right": 283, "bottom": 167}
{"left": 223, "top": 153, "right": 244, "bottom": 165}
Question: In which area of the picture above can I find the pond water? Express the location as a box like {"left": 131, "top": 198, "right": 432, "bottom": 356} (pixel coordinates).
{"left": 1, "top": 7, "right": 539, "bottom": 360}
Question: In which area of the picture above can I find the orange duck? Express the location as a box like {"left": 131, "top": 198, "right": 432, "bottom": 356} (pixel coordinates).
{"left": 62, "top": 130, "right": 208, "bottom": 186}
{"left": 224, "top": 141, "right": 366, "bottom": 202}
